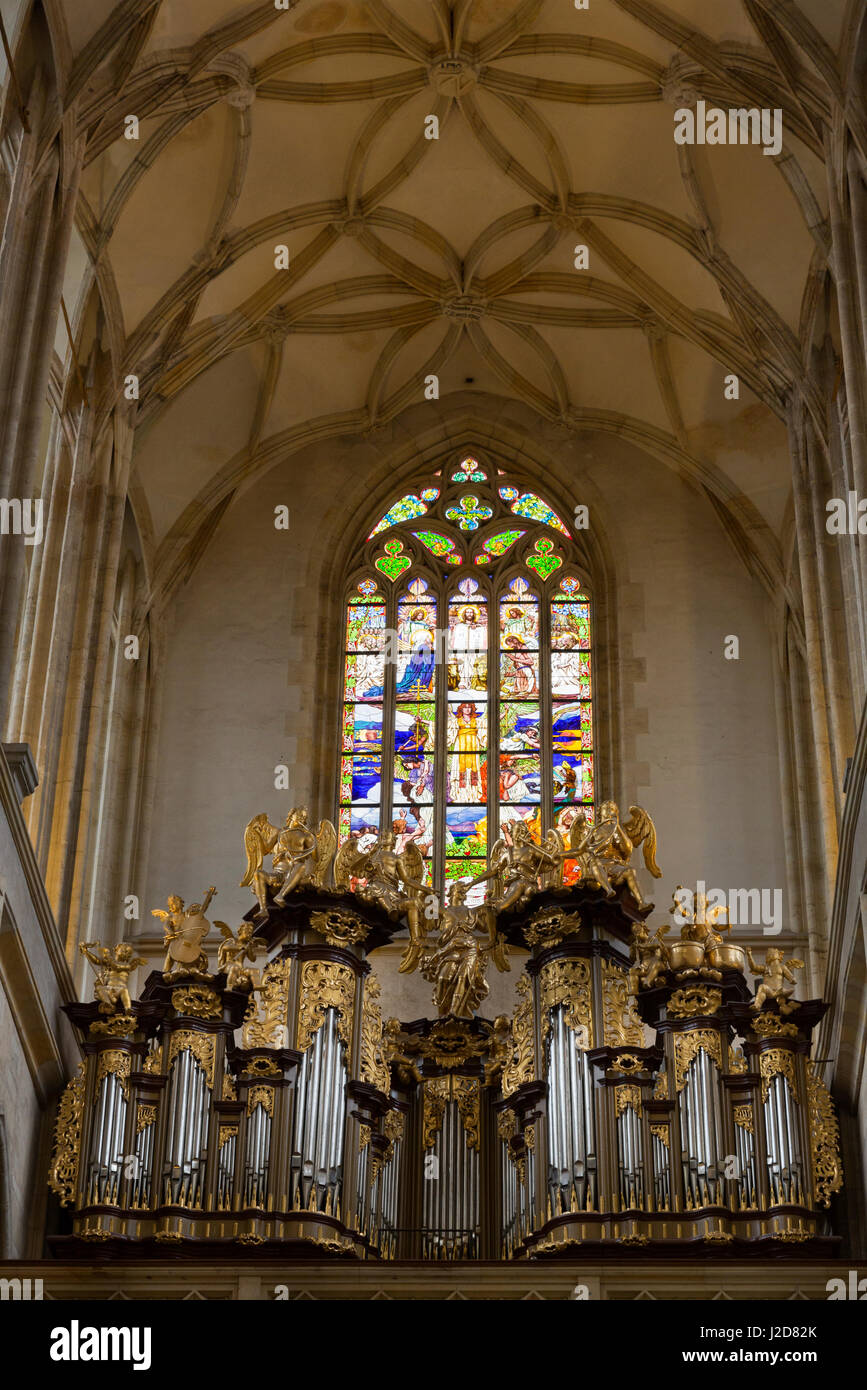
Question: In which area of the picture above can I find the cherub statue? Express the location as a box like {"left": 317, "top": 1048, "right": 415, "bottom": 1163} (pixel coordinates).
{"left": 217, "top": 921, "right": 266, "bottom": 992}
{"left": 746, "top": 946, "right": 804, "bottom": 1014}
{"left": 629, "top": 919, "right": 671, "bottom": 991}
{"left": 484, "top": 1014, "right": 514, "bottom": 1085}
{"left": 334, "top": 830, "right": 427, "bottom": 973}
{"left": 419, "top": 879, "right": 510, "bottom": 1019}
{"left": 489, "top": 821, "right": 562, "bottom": 911}
{"left": 151, "top": 888, "right": 216, "bottom": 978}
{"left": 551, "top": 807, "right": 615, "bottom": 894}
{"left": 582, "top": 801, "right": 661, "bottom": 907}
{"left": 79, "top": 940, "right": 146, "bottom": 1014}
{"left": 241, "top": 807, "right": 337, "bottom": 920}
{"left": 383, "top": 1017, "right": 424, "bottom": 1084}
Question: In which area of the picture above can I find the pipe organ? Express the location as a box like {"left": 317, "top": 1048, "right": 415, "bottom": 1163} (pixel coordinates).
{"left": 50, "top": 814, "right": 844, "bottom": 1261}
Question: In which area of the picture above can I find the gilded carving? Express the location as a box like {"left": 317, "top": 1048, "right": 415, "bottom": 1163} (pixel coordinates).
{"left": 601, "top": 958, "right": 644, "bottom": 1045}
{"left": 751, "top": 1012, "right": 800, "bottom": 1039}
{"left": 247, "top": 1086, "right": 274, "bottom": 1116}
{"left": 136, "top": 1104, "right": 156, "bottom": 1134}
{"left": 523, "top": 907, "right": 581, "bottom": 949}
{"left": 806, "top": 1063, "right": 843, "bottom": 1208}
{"left": 653, "top": 1068, "right": 669, "bottom": 1099}
{"left": 96, "top": 1049, "right": 132, "bottom": 1100}
{"left": 497, "top": 1108, "right": 517, "bottom": 1142}
{"left": 297, "top": 960, "right": 355, "bottom": 1057}
{"left": 219, "top": 1125, "right": 238, "bottom": 1149}
{"left": 502, "top": 973, "right": 535, "bottom": 1097}
{"left": 422, "top": 1077, "right": 479, "bottom": 1151}
{"left": 615, "top": 1085, "right": 642, "bottom": 1117}
{"left": 241, "top": 956, "right": 291, "bottom": 1049}
{"left": 733, "top": 1104, "right": 754, "bottom": 1133}
{"left": 674, "top": 1030, "right": 722, "bottom": 1092}
{"left": 143, "top": 1046, "right": 163, "bottom": 1074}
{"left": 759, "top": 1048, "right": 799, "bottom": 1103}
{"left": 79, "top": 940, "right": 146, "bottom": 1014}
{"left": 668, "top": 986, "right": 722, "bottom": 1019}
{"left": 172, "top": 985, "right": 221, "bottom": 1020}
{"left": 540, "top": 958, "right": 592, "bottom": 1048}
{"left": 310, "top": 908, "right": 370, "bottom": 948}
{"left": 223, "top": 1073, "right": 238, "bottom": 1100}
{"left": 650, "top": 1123, "right": 669, "bottom": 1147}
{"left": 167, "top": 1030, "right": 216, "bottom": 1088}
{"left": 358, "top": 975, "right": 390, "bottom": 1093}
{"left": 49, "top": 1062, "right": 86, "bottom": 1206}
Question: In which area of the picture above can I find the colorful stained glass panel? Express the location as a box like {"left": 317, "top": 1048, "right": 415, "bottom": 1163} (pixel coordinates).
{"left": 550, "top": 650, "right": 591, "bottom": 698}
{"left": 343, "top": 702, "right": 383, "bottom": 753}
{"left": 552, "top": 700, "right": 593, "bottom": 751}
{"left": 553, "top": 754, "right": 594, "bottom": 804}
{"left": 344, "top": 653, "right": 385, "bottom": 701}
{"left": 500, "top": 599, "right": 539, "bottom": 649}
{"left": 500, "top": 702, "right": 540, "bottom": 751}
{"left": 499, "top": 754, "right": 541, "bottom": 802}
{"left": 551, "top": 601, "right": 591, "bottom": 649}
{"left": 499, "top": 489, "right": 570, "bottom": 536}
{"left": 345, "top": 603, "right": 386, "bottom": 651}
{"left": 445, "top": 806, "right": 488, "bottom": 858}
{"left": 500, "top": 650, "right": 540, "bottom": 697}
{"left": 340, "top": 755, "right": 381, "bottom": 805}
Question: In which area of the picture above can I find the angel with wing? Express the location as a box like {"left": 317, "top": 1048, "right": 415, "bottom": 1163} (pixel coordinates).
{"left": 334, "top": 829, "right": 427, "bottom": 973}
{"left": 583, "top": 800, "right": 662, "bottom": 908}
{"left": 419, "top": 878, "right": 510, "bottom": 1019}
{"left": 240, "top": 806, "right": 337, "bottom": 920}
{"left": 216, "top": 921, "right": 266, "bottom": 992}
{"left": 487, "top": 820, "right": 563, "bottom": 912}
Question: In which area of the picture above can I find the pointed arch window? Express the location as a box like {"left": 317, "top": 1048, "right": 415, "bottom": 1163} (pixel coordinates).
{"left": 339, "top": 455, "right": 594, "bottom": 901}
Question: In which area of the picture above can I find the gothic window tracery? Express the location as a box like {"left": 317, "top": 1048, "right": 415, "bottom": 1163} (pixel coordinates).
{"left": 339, "top": 455, "right": 594, "bottom": 900}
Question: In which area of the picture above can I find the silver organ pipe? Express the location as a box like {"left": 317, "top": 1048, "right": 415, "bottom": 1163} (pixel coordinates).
{"left": 545, "top": 1005, "right": 593, "bottom": 1213}
{"left": 292, "top": 1009, "right": 346, "bottom": 1213}
{"left": 88, "top": 1073, "right": 128, "bottom": 1204}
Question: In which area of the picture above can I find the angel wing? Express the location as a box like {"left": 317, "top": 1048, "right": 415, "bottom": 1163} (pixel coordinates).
{"left": 333, "top": 836, "right": 373, "bottom": 889}
{"left": 399, "top": 841, "right": 425, "bottom": 890}
{"left": 214, "top": 921, "right": 234, "bottom": 941}
{"left": 489, "top": 837, "right": 508, "bottom": 900}
{"left": 488, "top": 934, "right": 511, "bottom": 975}
{"left": 541, "top": 828, "right": 565, "bottom": 887}
{"left": 240, "top": 813, "right": 280, "bottom": 887}
{"left": 311, "top": 819, "right": 338, "bottom": 887}
{"left": 568, "top": 807, "right": 591, "bottom": 851}
{"left": 623, "top": 805, "right": 662, "bottom": 878}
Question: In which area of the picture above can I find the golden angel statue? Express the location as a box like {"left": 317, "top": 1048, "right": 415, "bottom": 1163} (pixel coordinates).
{"left": 629, "top": 919, "right": 670, "bottom": 991}
{"left": 746, "top": 946, "right": 804, "bottom": 1014}
{"left": 241, "top": 806, "right": 336, "bottom": 920}
{"left": 545, "top": 806, "right": 616, "bottom": 894}
{"left": 217, "top": 921, "right": 266, "bottom": 992}
{"left": 419, "top": 879, "right": 510, "bottom": 1019}
{"left": 151, "top": 887, "right": 216, "bottom": 978}
{"left": 79, "top": 940, "right": 146, "bottom": 1014}
{"left": 334, "top": 829, "right": 427, "bottom": 973}
{"left": 488, "top": 820, "right": 562, "bottom": 911}
{"left": 583, "top": 801, "right": 661, "bottom": 907}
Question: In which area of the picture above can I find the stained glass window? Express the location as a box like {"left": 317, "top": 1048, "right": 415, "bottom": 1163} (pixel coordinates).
{"left": 340, "top": 461, "right": 594, "bottom": 905}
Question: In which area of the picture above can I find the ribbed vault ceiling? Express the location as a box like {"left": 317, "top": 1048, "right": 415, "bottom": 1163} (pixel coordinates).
{"left": 48, "top": 0, "right": 858, "bottom": 586}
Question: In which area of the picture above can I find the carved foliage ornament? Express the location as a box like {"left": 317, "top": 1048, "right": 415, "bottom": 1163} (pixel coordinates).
{"left": 297, "top": 960, "right": 355, "bottom": 1058}
{"left": 358, "top": 976, "right": 390, "bottom": 1094}
{"left": 501, "top": 973, "right": 535, "bottom": 1097}
{"left": 96, "top": 1049, "right": 132, "bottom": 1100}
{"left": 172, "top": 985, "right": 221, "bottom": 1020}
{"left": 167, "top": 1030, "right": 216, "bottom": 1089}
{"left": 423, "top": 1077, "right": 480, "bottom": 1152}
{"left": 49, "top": 1061, "right": 86, "bottom": 1206}
{"left": 540, "top": 959, "right": 592, "bottom": 1049}
{"left": 242, "top": 956, "right": 291, "bottom": 1050}
{"left": 601, "top": 959, "right": 644, "bottom": 1046}
{"left": 806, "top": 1063, "right": 843, "bottom": 1209}
{"left": 759, "top": 1048, "right": 799, "bottom": 1103}
{"left": 523, "top": 908, "right": 582, "bottom": 949}
{"left": 674, "top": 1030, "right": 722, "bottom": 1092}
{"left": 247, "top": 1086, "right": 275, "bottom": 1117}
{"left": 615, "top": 1085, "right": 642, "bottom": 1117}
{"left": 668, "top": 986, "right": 722, "bottom": 1019}
{"left": 310, "top": 908, "right": 370, "bottom": 948}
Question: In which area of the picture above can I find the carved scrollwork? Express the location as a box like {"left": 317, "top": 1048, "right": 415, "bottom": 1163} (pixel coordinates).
{"left": 297, "top": 960, "right": 355, "bottom": 1058}
{"left": 310, "top": 908, "right": 370, "bottom": 948}
{"left": 359, "top": 975, "right": 390, "bottom": 1093}
{"left": 49, "top": 1061, "right": 86, "bottom": 1206}
{"left": 601, "top": 959, "right": 644, "bottom": 1045}
{"left": 241, "top": 956, "right": 291, "bottom": 1049}
{"left": 806, "top": 1061, "right": 843, "bottom": 1210}
{"left": 759, "top": 1047, "right": 799, "bottom": 1103}
{"left": 674, "top": 1029, "right": 722, "bottom": 1092}
{"left": 502, "top": 973, "right": 535, "bottom": 1097}
{"left": 172, "top": 985, "right": 221, "bottom": 1020}
{"left": 615, "top": 1084, "right": 642, "bottom": 1117}
{"left": 167, "top": 1030, "right": 216, "bottom": 1088}
{"left": 247, "top": 1085, "right": 275, "bottom": 1116}
{"left": 96, "top": 1049, "right": 132, "bottom": 1100}
{"left": 668, "top": 985, "right": 722, "bottom": 1019}
{"left": 422, "top": 1076, "right": 479, "bottom": 1151}
{"left": 523, "top": 907, "right": 582, "bottom": 949}
{"left": 540, "top": 959, "right": 592, "bottom": 1049}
